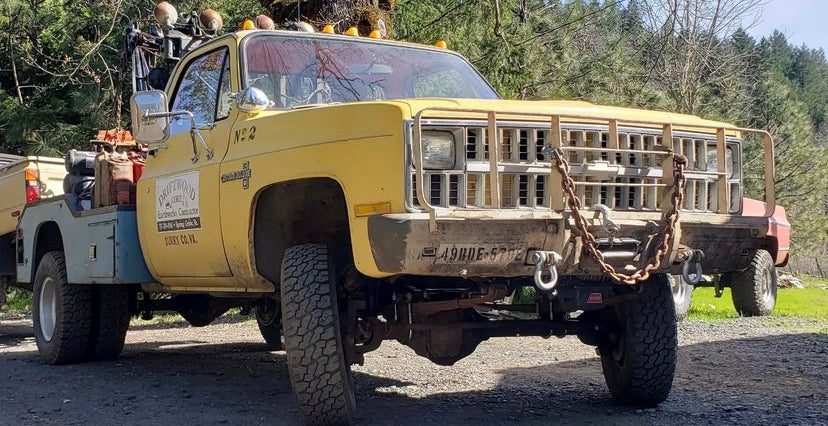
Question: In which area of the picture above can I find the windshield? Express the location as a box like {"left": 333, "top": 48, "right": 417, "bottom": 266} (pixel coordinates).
{"left": 242, "top": 34, "right": 499, "bottom": 108}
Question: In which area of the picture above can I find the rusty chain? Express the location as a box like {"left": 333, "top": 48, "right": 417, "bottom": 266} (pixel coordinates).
{"left": 549, "top": 147, "right": 688, "bottom": 285}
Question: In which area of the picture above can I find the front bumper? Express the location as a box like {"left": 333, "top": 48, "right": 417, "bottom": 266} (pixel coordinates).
{"left": 367, "top": 212, "right": 769, "bottom": 278}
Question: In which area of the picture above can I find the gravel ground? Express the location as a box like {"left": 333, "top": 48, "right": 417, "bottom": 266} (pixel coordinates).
{"left": 1, "top": 314, "right": 826, "bottom": 425}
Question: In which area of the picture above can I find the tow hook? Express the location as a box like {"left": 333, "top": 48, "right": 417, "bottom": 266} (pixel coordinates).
{"left": 681, "top": 249, "right": 705, "bottom": 285}
{"left": 590, "top": 204, "right": 620, "bottom": 239}
{"left": 529, "top": 250, "right": 563, "bottom": 292}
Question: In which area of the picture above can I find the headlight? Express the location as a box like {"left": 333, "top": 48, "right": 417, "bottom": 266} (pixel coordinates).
{"left": 706, "top": 145, "right": 736, "bottom": 178}
{"left": 422, "top": 131, "right": 456, "bottom": 170}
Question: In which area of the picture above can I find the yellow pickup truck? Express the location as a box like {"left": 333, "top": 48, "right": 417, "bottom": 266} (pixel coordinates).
{"left": 8, "top": 5, "right": 780, "bottom": 425}
{"left": 0, "top": 154, "right": 64, "bottom": 301}
{"left": 0, "top": 154, "right": 65, "bottom": 236}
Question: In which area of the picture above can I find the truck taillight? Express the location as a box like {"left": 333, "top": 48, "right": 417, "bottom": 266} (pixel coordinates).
{"left": 25, "top": 168, "right": 40, "bottom": 202}
{"left": 26, "top": 181, "right": 41, "bottom": 202}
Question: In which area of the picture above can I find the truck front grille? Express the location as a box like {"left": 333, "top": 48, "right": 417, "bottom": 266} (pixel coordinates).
{"left": 409, "top": 124, "right": 741, "bottom": 213}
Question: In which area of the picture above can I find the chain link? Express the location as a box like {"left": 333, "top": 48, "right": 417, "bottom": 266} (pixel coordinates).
{"left": 549, "top": 147, "right": 688, "bottom": 285}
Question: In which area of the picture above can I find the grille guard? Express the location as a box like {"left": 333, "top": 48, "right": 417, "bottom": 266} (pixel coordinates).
{"left": 411, "top": 107, "right": 776, "bottom": 234}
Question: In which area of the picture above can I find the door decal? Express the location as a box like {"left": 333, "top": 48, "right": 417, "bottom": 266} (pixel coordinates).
{"left": 156, "top": 172, "right": 201, "bottom": 232}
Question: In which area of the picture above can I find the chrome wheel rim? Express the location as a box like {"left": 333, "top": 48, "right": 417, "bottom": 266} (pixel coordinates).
{"left": 761, "top": 268, "right": 775, "bottom": 305}
{"left": 39, "top": 277, "right": 57, "bottom": 342}
{"left": 671, "top": 276, "right": 687, "bottom": 304}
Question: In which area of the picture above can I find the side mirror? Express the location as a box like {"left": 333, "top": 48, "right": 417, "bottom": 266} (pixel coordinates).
{"left": 130, "top": 90, "right": 170, "bottom": 144}
{"left": 236, "top": 87, "right": 270, "bottom": 114}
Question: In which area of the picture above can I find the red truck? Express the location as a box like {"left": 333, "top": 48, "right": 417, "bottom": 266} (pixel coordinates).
{"left": 671, "top": 197, "right": 790, "bottom": 318}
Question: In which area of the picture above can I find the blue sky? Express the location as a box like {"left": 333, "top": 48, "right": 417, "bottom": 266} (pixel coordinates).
{"left": 748, "top": 0, "right": 827, "bottom": 51}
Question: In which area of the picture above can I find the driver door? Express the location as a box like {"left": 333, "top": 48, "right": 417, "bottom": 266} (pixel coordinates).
{"left": 137, "top": 45, "right": 236, "bottom": 280}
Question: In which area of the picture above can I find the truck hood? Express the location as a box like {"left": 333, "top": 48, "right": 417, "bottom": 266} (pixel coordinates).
{"left": 395, "top": 98, "right": 736, "bottom": 132}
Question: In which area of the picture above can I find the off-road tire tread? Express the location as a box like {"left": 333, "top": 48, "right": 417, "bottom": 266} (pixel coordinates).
{"left": 89, "top": 286, "right": 131, "bottom": 361}
{"left": 280, "top": 243, "right": 354, "bottom": 425}
{"left": 731, "top": 249, "right": 776, "bottom": 316}
{"left": 601, "top": 274, "right": 677, "bottom": 406}
{"left": 32, "top": 251, "right": 92, "bottom": 365}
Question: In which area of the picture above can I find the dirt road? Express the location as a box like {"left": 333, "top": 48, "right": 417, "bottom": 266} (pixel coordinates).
{"left": 1, "top": 315, "right": 826, "bottom": 425}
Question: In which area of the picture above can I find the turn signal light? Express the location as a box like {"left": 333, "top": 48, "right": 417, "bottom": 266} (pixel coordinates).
{"left": 24, "top": 168, "right": 39, "bottom": 181}
{"left": 241, "top": 19, "right": 255, "bottom": 30}
{"left": 435, "top": 40, "right": 448, "bottom": 49}
{"left": 354, "top": 202, "right": 391, "bottom": 217}
{"left": 322, "top": 24, "right": 335, "bottom": 34}
{"left": 369, "top": 29, "right": 381, "bottom": 39}
{"left": 344, "top": 26, "right": 359, "bottom": 36}
{"left": 25, "top": 168, "right": 40, "bottom": 202}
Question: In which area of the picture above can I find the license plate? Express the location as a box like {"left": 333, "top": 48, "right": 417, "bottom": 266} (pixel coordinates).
{"left": 435, "top": 244, "right": 524, "bottom": 265}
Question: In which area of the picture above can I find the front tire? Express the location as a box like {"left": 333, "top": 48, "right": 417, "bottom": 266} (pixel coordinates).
{"left": 600, "top": 273, "right": 677, "bottom": 406}
{"left": 280, "top": 244, "right": 354, "bottom": 425}
{"left": 730, "top": 249, "right": 777, "bottom": 316}
{"left": 32, "top": 251, "right": 92, "bottom": 365}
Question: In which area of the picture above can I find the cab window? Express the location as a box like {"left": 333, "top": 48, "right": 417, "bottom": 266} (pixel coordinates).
{"left": 171, "top": 48, "right": 229, "bottom": 125}
{"left": 413, "top": 69, "right": 476, "bottom": 98}
{"left": 216, "top": 54, "right": 232, "bottom": 119}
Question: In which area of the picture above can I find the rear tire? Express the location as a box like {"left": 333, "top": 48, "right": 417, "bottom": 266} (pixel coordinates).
{"left": 668, "top": 275, "right": 693, "bottom": 321}
{"left": 600, "top": 273, "right": 677, "bottom": 406}
{"left": 32, "top": 251, "right": 92, "bottom": 365}
{"left": 89, "top": 285, "right": 132, "bottom": 361}
{"left": 730, "top": 249, "right": 777, "bottom": 316}
{"left": 280, "top": 243, "right": 354, "bottom": 425}
{"left": 255, "top": 301, "right": 283, "bottom": 351}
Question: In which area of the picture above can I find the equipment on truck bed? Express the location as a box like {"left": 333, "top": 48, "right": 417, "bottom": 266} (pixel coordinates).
{"left": 62, "top": 130, "right": 146, "bottom": 210}
{"left": 124, "top": 3, "right": 222, "bottom": 93}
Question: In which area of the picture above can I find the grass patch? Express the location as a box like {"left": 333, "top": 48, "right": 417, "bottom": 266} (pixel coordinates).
{"left": 800, "top": 276, "right": 828, "bottom": 287}
{"left": 1, "top": 288, "right": 32, "bottom": 314}
{"left": 688, "top": 286, "right": 828, "bottom": 321}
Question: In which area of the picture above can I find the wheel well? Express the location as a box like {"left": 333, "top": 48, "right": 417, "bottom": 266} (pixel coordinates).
{"left": 253, "top": 178, "right": 351, "bottom": 288}
{"left": 761, "top": 237, "right": 787, "bottom": 267}
{"left": 34, "top": 222, "right": 63, "bottom": 272}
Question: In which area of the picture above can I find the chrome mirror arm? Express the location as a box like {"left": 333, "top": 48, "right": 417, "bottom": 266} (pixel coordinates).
{"left": 145, "top": 110, "right": 214, "bottom": 162}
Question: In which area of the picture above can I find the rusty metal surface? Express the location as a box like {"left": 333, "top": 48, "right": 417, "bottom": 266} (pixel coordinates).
{"left": 549, "top": 148, "right": 687, "bottom": 284}
{"left": 368, "top": 213, "right": 767, "bottom": 278}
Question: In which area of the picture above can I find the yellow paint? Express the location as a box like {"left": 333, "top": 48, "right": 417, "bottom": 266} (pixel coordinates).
{"left": 0, "top": 156, "right": 64, "bottom": 235}
{"left": 137, "top": 37, "right": 240, "bottom": 287}
{"left": 133, "top": 31, "right": 744, "bottom": 293}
